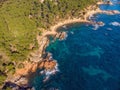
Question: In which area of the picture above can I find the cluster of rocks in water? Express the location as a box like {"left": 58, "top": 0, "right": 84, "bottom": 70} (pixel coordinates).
{"left": 105, "top": 0, "right": 113, "bottom": 5}
{"left": 97, "top": 0, "right": 113, "bottom": 5}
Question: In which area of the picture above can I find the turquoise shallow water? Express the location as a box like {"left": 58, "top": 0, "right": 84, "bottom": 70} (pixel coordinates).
{"left": 32, "top": 0, "right": 120, "bottom": 90}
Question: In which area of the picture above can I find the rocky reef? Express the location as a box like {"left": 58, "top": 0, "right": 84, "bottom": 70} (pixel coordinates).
{"left": 3, "top": 52, "right": 57, "bottom": 90}
{"left": 2, "top": 28, "right": 65, "bottom": 89}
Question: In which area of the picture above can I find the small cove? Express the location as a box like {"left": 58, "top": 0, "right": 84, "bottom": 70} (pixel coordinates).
{"left": 32, "top": 0, "right": 120, "bottom": 90}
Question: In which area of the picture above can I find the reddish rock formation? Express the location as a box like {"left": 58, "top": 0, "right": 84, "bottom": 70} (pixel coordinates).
{"left": 14, "top": 59, "right": 56, "bottom": 77}
{"left": 43, "top": 60, "right": 56, "bottom": 70}
{"left": 9, "top": 58, "right": 57, "bottom": 88}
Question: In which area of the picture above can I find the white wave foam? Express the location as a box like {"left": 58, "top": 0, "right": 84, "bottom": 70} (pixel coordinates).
{"left": 93, "top": 24, "right": 99, "bottom": 30}
{"left": 110, "top": 22, "right": 120, "bottom": 26}
{"left": 40, "top": 70, "right": 44, "bottom": 74}
{"left": 38, "top": 52, "right": 60, "bottom": 82}
{"left": 64, "top": 33, "right": 68, "bottom": 40}
{"left": 45, "top": 62, "right": 59, "bottom": 76}
{"left": 43, "top": 60, "right": 59, "bottom": 82}
{"left": 89, "top": 14, "right": 94, "bottom": 20}
{"left": 92, "top": 22, "right": 105, "bottom": 30}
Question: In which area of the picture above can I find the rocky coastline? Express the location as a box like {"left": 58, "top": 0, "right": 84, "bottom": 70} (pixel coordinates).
{"left": 2, "top": 1, "right": 120, "bottom": 90}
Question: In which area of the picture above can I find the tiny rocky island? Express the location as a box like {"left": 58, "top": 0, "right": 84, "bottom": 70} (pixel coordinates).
{"left": 0, "top": 0, "right": 120, "bottom": 90}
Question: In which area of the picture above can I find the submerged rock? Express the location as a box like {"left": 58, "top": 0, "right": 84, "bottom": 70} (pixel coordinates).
{"left": 82, "top": 65, "right": 112, "bottom": 81}
{"left": 78, "top": 46, "right": 104, "bottom": 59}
{"left": 97, "top": 21, "right": 104, "bottom": 26}
{"left": 106, "top": 0, "right": 113, "bottom": 5}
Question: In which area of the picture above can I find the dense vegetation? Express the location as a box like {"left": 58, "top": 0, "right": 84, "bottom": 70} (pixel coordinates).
{"left": 0, "top": 0, "right": 97, "bottom": 87}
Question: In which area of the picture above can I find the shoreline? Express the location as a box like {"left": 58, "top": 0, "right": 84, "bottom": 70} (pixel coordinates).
{"left": 3, "top": 1, "right": 120, "bottom": 89}
{"left": 41, "top": 2, "right": 119, "bottom": 38}
{"left": 42, "top": 8, "right": 102, "bottom": 37}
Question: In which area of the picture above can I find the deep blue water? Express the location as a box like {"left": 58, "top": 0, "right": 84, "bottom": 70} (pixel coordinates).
{"left": 33, "top": 0, "right": 120, "bottom": 90}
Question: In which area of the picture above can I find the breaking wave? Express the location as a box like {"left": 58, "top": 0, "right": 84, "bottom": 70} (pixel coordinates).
{"left": 93, "top": 24, "right": 100, "bottom": 30}
{"left": 110, "top": 22, "right": 120, "bottom": 26}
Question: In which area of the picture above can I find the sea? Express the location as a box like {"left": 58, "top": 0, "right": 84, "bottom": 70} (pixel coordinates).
{"left": 32, "top": 0, "right": 120, "bottom": 90}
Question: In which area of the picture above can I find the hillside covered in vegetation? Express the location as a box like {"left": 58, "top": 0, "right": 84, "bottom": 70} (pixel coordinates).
{"left": 0, "top": 0, "right": 97, "bottom": 88}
